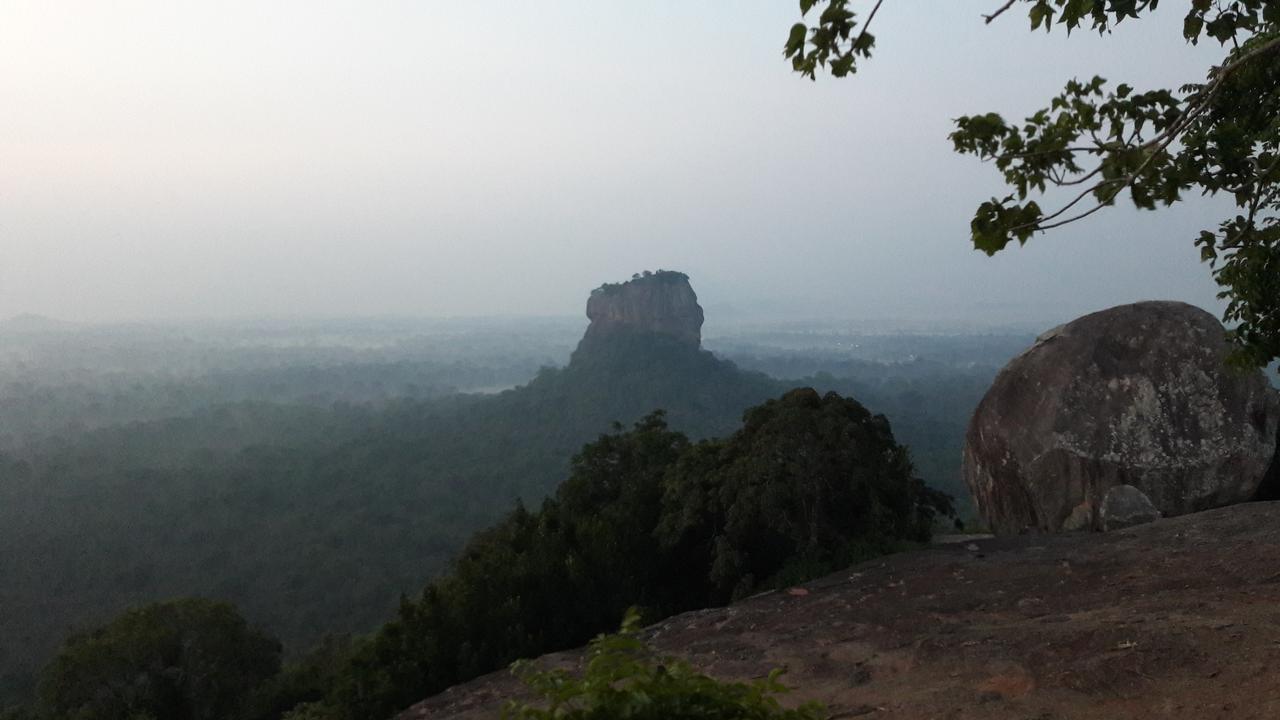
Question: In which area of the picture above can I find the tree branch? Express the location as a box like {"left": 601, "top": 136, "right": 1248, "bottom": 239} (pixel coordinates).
{"left": 1200, "top": 33, "right": 1280, "bottom": 94}
{"left": 1222, "top": 155, "right": 1280, "bottom": 195}
{"left": 1035, "top": 195, "right": 1116, "bottom": 231}
{"left": 851, "top": 0, "right": 886, "bottom": 54}
{"left": 1004, "top": 35, "right": 1280, "bottom": 237}
{"left": 1026, "top": 177, "right": 1128, "bottom": 229}
{"left": 983, "top": 0, "right": 1017, "bottom": 25}
{"left": 1052, "top": 164, "right": 1106, "bottom": 187}
{"left": 993, "top": 145, "right": 1100, "bottom": 161}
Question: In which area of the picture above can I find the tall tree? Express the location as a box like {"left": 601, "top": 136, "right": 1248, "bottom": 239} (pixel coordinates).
{"left": 659, "top": 388, "right": 952, "bottom": 601}
{"left": 784, "top": 1, "right": 1280, "bottom": 369}
{"left": 37, "top": 599, "right": 280, "bottom": 720}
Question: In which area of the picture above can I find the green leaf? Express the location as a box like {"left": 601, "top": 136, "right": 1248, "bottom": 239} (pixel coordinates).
{"left": 1029, "top": 4, "right": 1053, "bottom": 31}
{"left": 1183, "top": 15, "right": 1204, "bottom": 41}
{"left": 784, "top": 23, "right": 808, "bottom": 57}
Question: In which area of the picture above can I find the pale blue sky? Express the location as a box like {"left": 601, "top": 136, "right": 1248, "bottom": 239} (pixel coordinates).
{"left": 0, "top": 2, "right": 1232, "bottom": 326}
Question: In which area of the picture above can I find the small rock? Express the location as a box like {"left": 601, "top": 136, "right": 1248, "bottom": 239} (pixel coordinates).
{"left": 1015, "top": 597, "right": 1047, "bottom": 617}
{"left": 1062, "top": 502, "right": 1094, "bottom": 531}
{"left": 1100, "top": 485, "right": 1161, "bottom": 531}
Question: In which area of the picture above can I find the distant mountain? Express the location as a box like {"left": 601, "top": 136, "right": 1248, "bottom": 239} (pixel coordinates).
{"left": 0, "top": 272, "right": 784, "bottom": 705}
{"left": 0, "top": 313, "right": 76, "bottom": 333}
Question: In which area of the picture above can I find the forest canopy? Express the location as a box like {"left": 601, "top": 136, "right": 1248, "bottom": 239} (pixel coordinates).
{"left": 35, "top": 599, "right": 280, "bottom": 720}
{"left": 317, "top": 388, "right": 950, "bottom": 720}
{"left": 15, "top": 388, "right": 949, "bottom": 720}
{"left": 0, "top": 320, "right": 998, "bottom": 712}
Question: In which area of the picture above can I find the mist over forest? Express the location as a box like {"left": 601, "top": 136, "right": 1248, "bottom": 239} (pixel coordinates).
{"left": 0, "top": 307, "right": 1030, "bottom": 709}
{"left": 6, "top": 2, "right": 1279, "bottom": 719}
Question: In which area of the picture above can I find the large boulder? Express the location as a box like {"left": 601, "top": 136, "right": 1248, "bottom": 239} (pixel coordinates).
{"left": 580, "top": 270, "right": 704, "bottom": 348}
{"left": 963, "top": 301, "right": 1280, "bottom": 535}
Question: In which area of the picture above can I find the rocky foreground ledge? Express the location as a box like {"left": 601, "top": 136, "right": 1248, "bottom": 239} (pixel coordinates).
{"left": 399, "top": 503, "right": 1280, "bottom": 720}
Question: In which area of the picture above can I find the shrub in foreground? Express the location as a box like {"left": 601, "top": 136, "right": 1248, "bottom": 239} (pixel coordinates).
{"left": 503, "top": 610, "right": 824, "bottom": 720}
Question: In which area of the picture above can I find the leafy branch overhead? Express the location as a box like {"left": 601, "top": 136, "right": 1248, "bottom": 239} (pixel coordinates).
{"left": 786, "top": 0, "right": 1280, "bottom": 370}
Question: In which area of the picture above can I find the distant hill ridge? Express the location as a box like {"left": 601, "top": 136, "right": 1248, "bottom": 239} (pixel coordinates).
{"left": 0, "top": 313, "right": 76, "bottom": 333}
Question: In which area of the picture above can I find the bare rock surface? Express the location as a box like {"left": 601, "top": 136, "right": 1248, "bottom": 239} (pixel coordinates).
{"left": 580, "top": 271, "right": 703, "bottom": 348}
{"left": 398, "top": 503, "right": 1280, "bottom": 720}
{"left": 963, "top": 301, "right": 1278, "bottom": 535}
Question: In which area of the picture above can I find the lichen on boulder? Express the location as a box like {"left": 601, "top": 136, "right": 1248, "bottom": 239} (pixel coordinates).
{"left": 963, "top": 301, "right": 1280, "bottom": 535}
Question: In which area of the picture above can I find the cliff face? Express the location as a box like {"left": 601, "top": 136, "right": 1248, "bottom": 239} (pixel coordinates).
{"left": 580, "top": 271, "right": 704, "bottom": 348}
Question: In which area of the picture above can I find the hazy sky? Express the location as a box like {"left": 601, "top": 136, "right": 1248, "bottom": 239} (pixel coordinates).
{"left": 1, "top": 2, "right": 1234, "bottom": 326}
